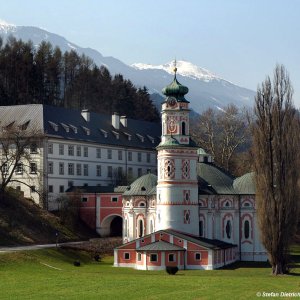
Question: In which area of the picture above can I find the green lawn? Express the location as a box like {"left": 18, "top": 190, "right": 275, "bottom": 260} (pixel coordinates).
{"left": 0, "top": 248, "right": 299, "bottom": 300}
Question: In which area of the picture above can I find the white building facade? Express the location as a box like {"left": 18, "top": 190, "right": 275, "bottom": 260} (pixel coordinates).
{"left": 0, "top": 105, "right": 160, "bottom": 210}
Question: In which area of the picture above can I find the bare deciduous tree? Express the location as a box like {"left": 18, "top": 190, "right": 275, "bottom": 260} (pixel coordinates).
{"left": 0, "top": 123, "right": 43, "bottom": 196}
{"left": 191, "top": 104, "right": 247, "bottom": 172}
{"left": 252, "top": 64, "right": 300, "bottom": 275}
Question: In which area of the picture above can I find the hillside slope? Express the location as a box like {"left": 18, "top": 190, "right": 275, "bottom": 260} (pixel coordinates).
{"left": 0, "top": 192, "right": 97, "bottom": 246}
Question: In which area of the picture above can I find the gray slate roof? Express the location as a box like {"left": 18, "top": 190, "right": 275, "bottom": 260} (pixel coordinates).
{"left": 66, "top": 186, "right": 115, "bottom": 193}
{"left": 233, "top": 172, "right": 255, "bottom": 194}
{"left": 137, "top": 240, "right": 185, "bottom": 251}
{"left": 197, "top": 163, "right": 236, "bottom": 195}
{"left": 0, "top": 104, "right": 161, "bottom": 150}
{"left": 165, "top": 229, "right": 236, "bottom": 250}
{"left": 116, "top": 229, "right": 237, "bottom": 250}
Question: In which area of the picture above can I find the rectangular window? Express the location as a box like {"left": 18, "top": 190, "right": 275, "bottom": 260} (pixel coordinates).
{"left": 107, "top": 166, "right": 112, "bottom": 178}
{"left": 68, "top": 163, "right": 74, "bottom": 175}
{"left": 59, "top": 144, "right": 64, "bottom": 155}
{"left": 168, "top": 254, "right": 175, "bottom": 262}
{"left": 68, "top": 181, "right": 73, "bottom": 187}
{"left": 48, "top": 143, "right": 53, "bottom": 154}
{"left": 124, "top": 253, "right": 130, "bottom": 260}
{"left": 59, "top": 185, "right": 64, "bottom": 193}
{"left": 83, "top": 146, "right": 88, "bottom": 157}
{"left": 30, "top": 143, "right": 38, "bottom": 153}
{"left": 128, "top": 151, "right": 132, "bottom": 161}
{"left": 30, "top": 162, "right": 37, "bottom": 174}
{"left": 59, "top": 162, "right": 64, "bottom": 175}
{"left": 15, "top": 163, "right": 23, "bottom": 174}
{"left": 81, "top": 197, "right": 88, "bottom": 202}
{"left": 118, "top": 166, "right": 123, "bottom": 177}
{"left": 111, "top": 197, "right": 118, "bottom": 202}
{"left": 150, "top": 254, "right": 157, "bottom": 262}
{"left": 128, "top": 167, "right": 133, "bottom": 178}
{"left": 107, "top": 149, "right": 112, "bottom": 159}
{"left": 2, "top": 163, "right": 8, "bottom": 174}
{"left": 48, "top": 161, "right": 53, "bottom": 174}
{"left": 68, "top": 145, "right": 74, "bottom": 156}
{"left": 138, "top": 152, "right": 142, "bottom": 162}
{"left": 138, "top": 168, "right": 142, "bottom": 177}
{"left": 118, "top": 150, "right": 122, "bottom": 160}
{"left": 96, "top": 165, "right": 101, "bottom": 177}
{"left": 83, "top": 164, "right": 89, "bottom": 176}
{"left": 76, "top": 146, "right": 81, "bottom": 157}
{"left": 76, "top": 164, "right": 82, "bottom": 176}
{"left": 137, "top": 253, "right": 142, "bottom": 261}
{"left": 147, "top": 153, "right": 151, "bottom": 163}
{"left": 96, "top": 148, "right": 101, "bottom": 159}
{"left": 48, "top": 185, "right": 53, "bottom": 193}
{"left": 195, "top": 253, "right": 201, "bottom": 260}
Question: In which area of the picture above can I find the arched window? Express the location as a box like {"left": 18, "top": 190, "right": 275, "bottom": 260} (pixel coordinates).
{"left": 199, "top": 220, "right": 204, "bottom": 237}
{"left": 138, "top": 219, "right": 143, "bottom": 238}
{"left": 244, "top": 220, "right": 250, "bottom": 239}
{"left": 226, "top": 220, "right": 232, "bottom": 239}
{"left": 124, "top": 219, "right": 128, "bottom": 237}
{"left": 182, "top": 122, "right": 186, "bottom": 135}
{"left": 150, "top": 219, "right": 154, "bottom": 233}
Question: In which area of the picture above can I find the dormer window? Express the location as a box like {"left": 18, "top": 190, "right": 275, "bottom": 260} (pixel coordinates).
{"left": 69, "top": 124, "right": 78, "bottom": 134}
{"left": 81, "top": 126, "right": 90, "bottom": 135}
{"left": 100, "top": 129, "right": 108, "bottom": 138}
{"left": 147, "top": 135, "right": 155, "bottom": 143}
{"left": 136, "top": 133, "right": 144, "bottom": 142}
{"left": 112, "top": 130, "right": 119, "bottom": 140}
{"left": 60, "top": 123, "right": 69, "bottom": 133}
{"left": 123, "top": 132, "right": 132, "bottom": 141}
{"left": 48, "top": 121, "right": 58, "bottom": 132}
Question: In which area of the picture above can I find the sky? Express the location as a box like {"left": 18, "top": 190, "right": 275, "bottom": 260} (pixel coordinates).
{"left": 1, "top": 0, "right": 300, "bottom": 105}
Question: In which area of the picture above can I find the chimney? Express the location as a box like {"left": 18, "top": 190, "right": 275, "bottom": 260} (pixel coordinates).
{"left": 120, "top": 116, "right": 127, "bottom": 127}
{"left": 81, "top": 109, "right": 90, "bottom": 122}
{"left": 112, "top": 112, "right": 120, "bottom": 129}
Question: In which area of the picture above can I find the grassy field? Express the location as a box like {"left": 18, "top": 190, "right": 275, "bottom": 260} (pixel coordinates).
{"left": 0, "top": 247, "right": 300, "bottom": 300}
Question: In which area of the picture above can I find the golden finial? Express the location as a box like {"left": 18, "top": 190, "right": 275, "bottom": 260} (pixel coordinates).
{"left": 173, "top": 58, "right": 177, "bottom": 74}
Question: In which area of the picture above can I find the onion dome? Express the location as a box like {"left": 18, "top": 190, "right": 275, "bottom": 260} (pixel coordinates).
{"left": 233, "top": 172, "right": 255, "bottom": 194}
{"left": 162, "top": 63, "right": 189, "bottom": 102}
{"left": 123, "top": 173, "right": 157, "bottom": 196}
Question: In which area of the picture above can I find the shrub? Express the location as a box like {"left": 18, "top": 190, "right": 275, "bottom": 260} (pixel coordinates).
{"left": 94, "top": 254, "right": 101, "bottom": 262}
{"left": 166, "top": 266, "right": 178, "bottom": 275}
{"left": 73, "top": 260, "right": 81, "bottom": 267}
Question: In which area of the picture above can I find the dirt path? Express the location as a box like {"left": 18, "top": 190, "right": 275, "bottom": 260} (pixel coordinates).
{"left": 0, "top": 241, "right": 85, "bottom": 253}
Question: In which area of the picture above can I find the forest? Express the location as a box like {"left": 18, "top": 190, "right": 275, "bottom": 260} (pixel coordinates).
{"left": 0, "top": 36, "right": 160, "bottom": 122}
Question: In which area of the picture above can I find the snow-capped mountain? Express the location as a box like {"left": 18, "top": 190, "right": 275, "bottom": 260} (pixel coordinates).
{"left": 0, "top": 20, "right": 255, "bottom": 113}
{"left": 132, "top": 60, "right": 220, "bottom": 82}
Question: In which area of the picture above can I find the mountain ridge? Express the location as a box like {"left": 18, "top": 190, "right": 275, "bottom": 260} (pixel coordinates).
{"left": 0, "top": 20, "right": 255, "bottom": 113}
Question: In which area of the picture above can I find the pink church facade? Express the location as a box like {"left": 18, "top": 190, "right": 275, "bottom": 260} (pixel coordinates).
{"left": 72, "top": 66, "right": 267, "bottom": 270}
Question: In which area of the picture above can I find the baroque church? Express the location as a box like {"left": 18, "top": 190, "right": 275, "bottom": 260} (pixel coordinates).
{"left": 113, "top": 66, "right": 267, "bottom": 270}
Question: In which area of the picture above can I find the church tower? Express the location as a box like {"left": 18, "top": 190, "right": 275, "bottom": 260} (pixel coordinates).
{"left": 156, "top": 62, "right": 199, "bottom": 235}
